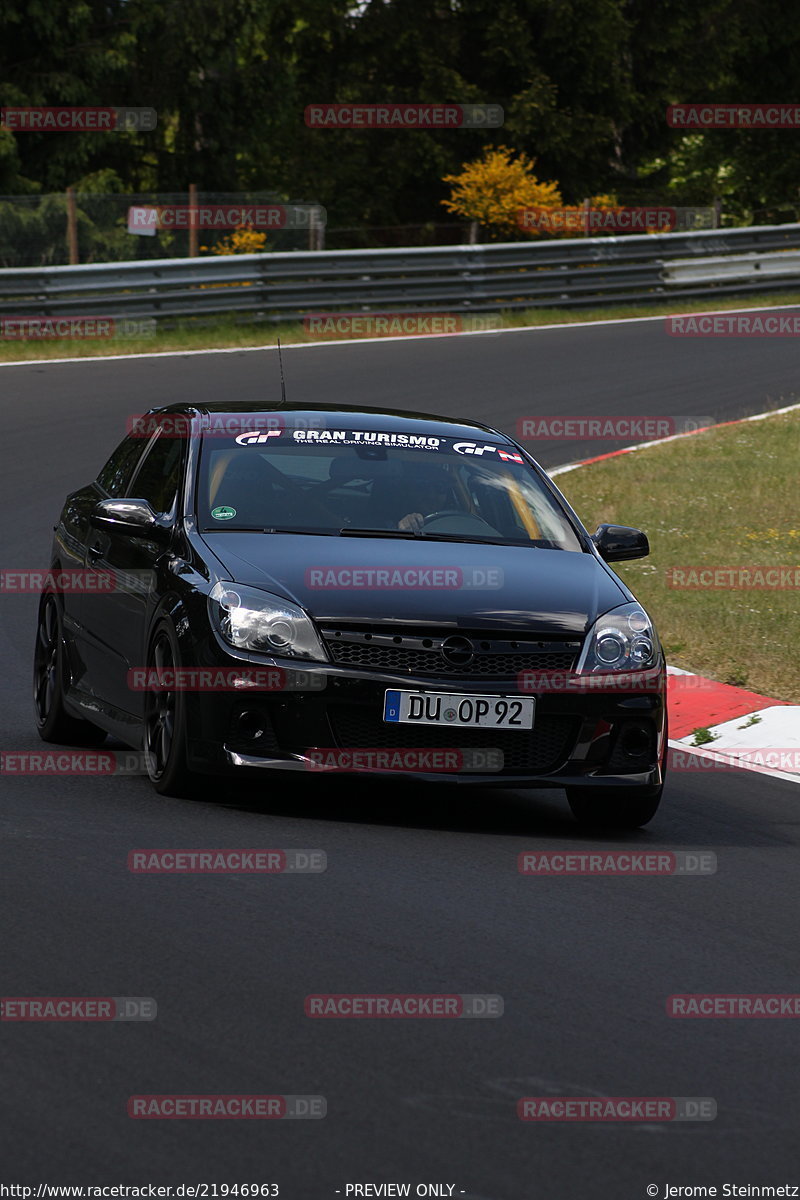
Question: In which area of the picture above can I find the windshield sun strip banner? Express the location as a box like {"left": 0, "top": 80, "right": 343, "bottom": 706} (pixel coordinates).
{"left": 229, "top": 428, "right": 526, "bottom": 460}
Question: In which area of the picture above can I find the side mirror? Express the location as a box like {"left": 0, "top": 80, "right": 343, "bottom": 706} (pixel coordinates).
{"left": 593, "top": 523, "right": 649, "bottom": 562}
{"left": 90, "top": 498, "right": 158, "bottom": 535}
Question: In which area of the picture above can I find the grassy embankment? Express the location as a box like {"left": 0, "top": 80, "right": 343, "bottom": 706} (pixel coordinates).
{"left": 556, "top": 409, "right": 800, "bottom": 702}
{"left": 2, "top": 289, "right": 800, "bottom": 362}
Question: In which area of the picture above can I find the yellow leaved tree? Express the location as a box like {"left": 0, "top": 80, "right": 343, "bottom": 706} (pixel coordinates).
{"left": 209, "top": 227, "right": 268, "bottom": 255}
{"left": 441, "top": 146, "right": 562, "bottom": 240}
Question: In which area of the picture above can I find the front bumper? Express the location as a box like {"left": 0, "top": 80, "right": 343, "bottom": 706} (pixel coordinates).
{"left": 183, "top": 638, "right": 667, "bottom": 789}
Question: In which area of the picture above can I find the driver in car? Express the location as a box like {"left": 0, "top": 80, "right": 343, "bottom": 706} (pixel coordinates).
{"left": 397, "top": 478, "right": 455, "bottom": 533}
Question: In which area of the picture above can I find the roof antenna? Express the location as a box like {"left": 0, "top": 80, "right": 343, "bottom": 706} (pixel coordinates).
{"left": 276, "top": 336, "right": 287, "bottom": 405}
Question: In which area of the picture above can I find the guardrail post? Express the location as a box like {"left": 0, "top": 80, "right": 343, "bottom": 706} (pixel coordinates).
{"left": 188, "top": 184, "right": 199, "bottom": 258}
{"left": 66, "top": 187, "right": 79, "bottom": 265}
{"left": 309, "top": 209, "right": 319, "bottom": 251}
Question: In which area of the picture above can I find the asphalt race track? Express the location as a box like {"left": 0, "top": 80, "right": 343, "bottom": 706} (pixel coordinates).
{"left": 2, "top": 316, "right": 799, "bottom": 1196}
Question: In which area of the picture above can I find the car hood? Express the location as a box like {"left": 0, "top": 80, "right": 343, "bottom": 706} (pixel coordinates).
{"left": 199, "top": 532, "right": 626, "bottom": 635}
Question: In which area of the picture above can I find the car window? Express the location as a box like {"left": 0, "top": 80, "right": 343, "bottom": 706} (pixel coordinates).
{"left": 129, "top": 429, "right": 184, "bottom": 514}
{"left": 96, "top": 435, "right": 148, "bottom": 498}
{"left": 198, "top": 433, "right": 583, "bottom": 550}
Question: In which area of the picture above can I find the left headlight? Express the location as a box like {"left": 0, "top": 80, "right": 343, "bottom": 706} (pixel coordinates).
{"left": 576, "top": 601, "right": 660, "bottom": 674}
{"left": 208, "top": 581, "right": 327, "bottom": 661}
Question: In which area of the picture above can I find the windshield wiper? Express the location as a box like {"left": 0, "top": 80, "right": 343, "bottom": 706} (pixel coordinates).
{"left": 262, "top": 527, "right": 338, "bottom": 535}
{"left": 339, "top": 527, "right": 513, "bottom": 545}
{"left": 203, "top": 524, "right": 538, "bottom": 545}
{"left": 201, "top": 526, "right": 338, "bottom": 535}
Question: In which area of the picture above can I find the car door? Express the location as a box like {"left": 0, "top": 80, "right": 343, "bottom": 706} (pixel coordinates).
{"left": 81, "top": 428, "right": 184, "bottom": 719}
{"left": 64, "top": 433, "right": 150, "bottom": 702}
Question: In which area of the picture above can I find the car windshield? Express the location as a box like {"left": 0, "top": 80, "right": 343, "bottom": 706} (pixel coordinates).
{"left": 197, "top": 427, "right": 583, "bottom": 551}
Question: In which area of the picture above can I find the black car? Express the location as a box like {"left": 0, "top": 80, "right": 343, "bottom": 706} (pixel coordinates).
{"left": 35, "top": 402, "right": 667, "bottom": 828}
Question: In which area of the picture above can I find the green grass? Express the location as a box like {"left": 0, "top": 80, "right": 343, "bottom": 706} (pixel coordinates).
{"left": 2, "top": 288, "right": 800, "bottom": 362}
{"left": 557, "top": 409, "right": 800, "bottom": 702}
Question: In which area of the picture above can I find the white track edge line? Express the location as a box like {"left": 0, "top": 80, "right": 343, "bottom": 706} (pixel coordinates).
{"left": 667, "top": 738, "right": 800, "bottom": 785}
{"left": 548, "top": 400, "right": 800, "bottom": 476}
{"left": 2, "top": 300, "right": 800, "bottom": 369}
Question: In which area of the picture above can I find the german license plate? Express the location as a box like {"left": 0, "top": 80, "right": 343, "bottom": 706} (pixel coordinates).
{"left": 383, "top": 690, "right": 534, "bottom": 729}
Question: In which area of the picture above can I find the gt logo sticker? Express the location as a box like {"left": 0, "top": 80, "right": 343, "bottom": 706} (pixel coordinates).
{"left": 454, "top": 442, "right": 496, "bottom": 456}
{"left": 211, "top": 506, "right": 237, "bottom": 520}
{"left": 235, "top": 430, "right": 282, "bottom": 445}
{"left": 453, "top": 442, "right": 523, "bottom": 462}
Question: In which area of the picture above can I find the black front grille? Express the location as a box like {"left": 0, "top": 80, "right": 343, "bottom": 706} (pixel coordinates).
{"left": 322, "top": 627, "right": 580, "bottom": 679}
{"left": 327, "top": 705, "right": 580, "bottom": 773}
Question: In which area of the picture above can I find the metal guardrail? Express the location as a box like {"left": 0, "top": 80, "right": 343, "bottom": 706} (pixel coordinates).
{"left": 662, "top": 250, "right": 800, "bottom": 285}
{"left": 1, "top": 224, "right": 800, "bottom": 323}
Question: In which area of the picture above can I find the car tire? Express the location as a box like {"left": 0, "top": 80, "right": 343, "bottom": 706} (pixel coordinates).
{"left": 142, "top": 618, "right": 201, "bottom": 799}
{"left": 34, "top": 592, "right": 107, "bottom": 747}
{"left": 565, "top": 784, "right": 663, "bottom": 829}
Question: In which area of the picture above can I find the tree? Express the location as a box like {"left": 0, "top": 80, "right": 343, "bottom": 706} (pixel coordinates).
{"left": 0, "top": 0, "right": 140, "bottom": 193}
{"left": 441, "top": 145, "right": 561, "bottom": 239}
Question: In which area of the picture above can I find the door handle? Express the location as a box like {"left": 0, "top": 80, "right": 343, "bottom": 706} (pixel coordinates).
{"left": 87, "top": 541, "right": 103, "bottom": 561}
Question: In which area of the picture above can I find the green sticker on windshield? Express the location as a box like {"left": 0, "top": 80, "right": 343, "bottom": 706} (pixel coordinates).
{"left": 211, "top": 505, "right": 236, "bottom": 521}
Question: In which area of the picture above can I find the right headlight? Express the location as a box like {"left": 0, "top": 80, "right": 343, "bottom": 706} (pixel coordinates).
{"left": 576, "top": 602, "right": 660, "bottom": 674}
{"left": 208, "top": 581, "right": 327, "bottom": 661}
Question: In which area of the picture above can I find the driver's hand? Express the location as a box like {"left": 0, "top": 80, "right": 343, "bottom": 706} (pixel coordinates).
{"left": 398, "top": 512, "right": 425, "bottom": 533}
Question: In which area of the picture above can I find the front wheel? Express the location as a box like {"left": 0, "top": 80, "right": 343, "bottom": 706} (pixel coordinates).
{"left": 566, "top": 784, "right": 663, "bottom": 829}
{"left": 143, "top": 620, "right": 201, "bottom": 798}
{"left": 34, "top": 593, "right": 107, "bottom": 746}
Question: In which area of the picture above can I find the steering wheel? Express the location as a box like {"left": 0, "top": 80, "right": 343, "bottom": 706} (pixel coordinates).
{"left": 421, "top": 509, "right": 499, "bottom": 534}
